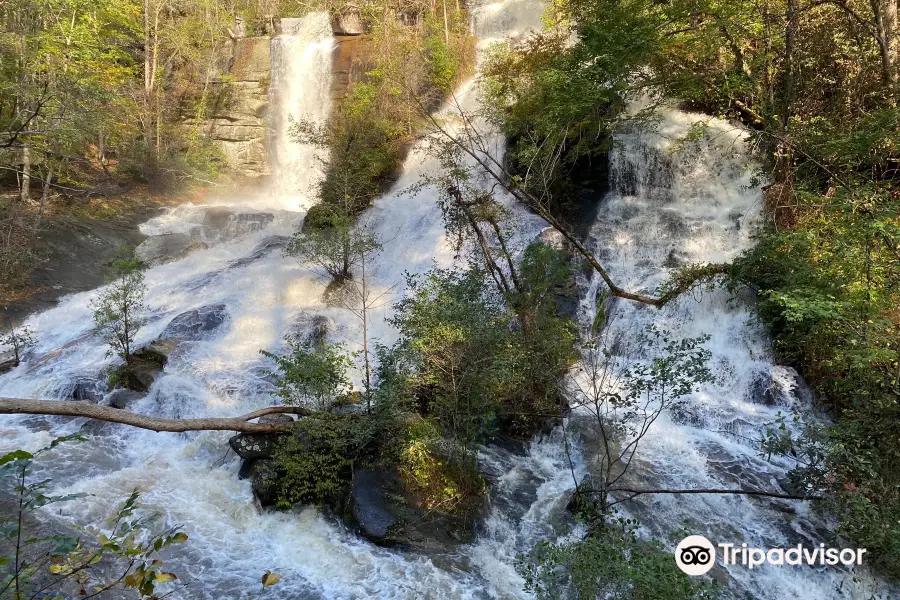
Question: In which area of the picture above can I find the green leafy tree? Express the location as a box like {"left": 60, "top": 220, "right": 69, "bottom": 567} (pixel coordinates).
{"left": 90, "top": 262, "right": 147, "bottom": 365}
{"left": 566, "top": 324, "right": 713, "bottom": 520}
{"left": 287, "top": 215, "right": 381, "bottom": 284}
{"left": 261, "top": 339, "right": 352, "bottom": 410}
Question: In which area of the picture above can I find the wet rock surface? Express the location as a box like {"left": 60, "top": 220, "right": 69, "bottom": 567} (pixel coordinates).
{"left": 229, "top": 414, "right": 293, "bottom": 460}
{"left": 191, "top": 209, "right": 275, "bottom": 243}
{"left": 227, "top": 235, "right": 289, "bottom": 269}
{"left": 124, "top": 338, "right": 180, "bottom": 391}
{"left": 160, "top": 304, "right": 230, "bottom": 341}
{"left": 69, "top": 378, "right": 105, "bottom": 403}
{"left": 0, "top": 352, "right": 16, "bottom": 374}
{"left": 240, "top": 459, "right": 280, "bottom": 507}
{"left": 349, "top": 468, "right": 400, "bottom": 542}
{"left": 106, "top": 389, "right": 145, "bottom": 410}
{"left": 346, "top": 464, "right": 487, "bottom": 550}
{"left": 135, "top": 233, "right": 207, "bottom": 266}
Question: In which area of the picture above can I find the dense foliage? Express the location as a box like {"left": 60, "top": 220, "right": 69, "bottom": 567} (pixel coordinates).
{"left": 520, "top": 516, "right": 717, "bottom": 600}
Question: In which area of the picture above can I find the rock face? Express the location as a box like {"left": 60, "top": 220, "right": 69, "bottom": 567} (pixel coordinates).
{"left": 161, "top": 305, "right": 230, "bottom": 341}
{"left": 191, "top": 209, "right": 275, "bottom": 243}
{"left": 204, "top": 37, "right": 271, "bottom": 178}
{"left": 331, "top": 35, "right": 375, "bottom": 101}
{"left": 135, "top": 233, "right": 207, "bottom": 266}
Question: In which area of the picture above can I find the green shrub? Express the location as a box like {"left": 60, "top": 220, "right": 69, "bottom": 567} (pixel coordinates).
{"left": 272, "top": 413, "right": 358, "bottom": 508}
{"left": 520, "top": 517, "right": 718, "bottom": 600}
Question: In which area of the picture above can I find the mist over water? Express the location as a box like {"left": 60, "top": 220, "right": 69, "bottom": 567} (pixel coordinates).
{"left": 0, "top": 5, "right": 891, "bottom": 600}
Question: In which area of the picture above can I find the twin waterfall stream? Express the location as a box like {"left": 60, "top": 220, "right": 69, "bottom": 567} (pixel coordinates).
{"left": 0, "top": 4, "right": 887, "bottom": 599}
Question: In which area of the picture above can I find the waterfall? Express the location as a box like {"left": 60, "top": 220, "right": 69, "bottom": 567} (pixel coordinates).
{"left": 268, "top": 14, "right": 334, "bottom": 210}
{"left": 0, "top": 2, "right": 891, "bottom": 600}
{"left": 569, "top": 107, "right": 884, "bottom": 599}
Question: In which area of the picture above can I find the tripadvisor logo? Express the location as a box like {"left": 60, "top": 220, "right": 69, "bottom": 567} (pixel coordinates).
{"left": 675, "top": 535, "right": 717, "bottom": 576}
{"left": 675, "top": 535, "right": 868, "bottom": 575}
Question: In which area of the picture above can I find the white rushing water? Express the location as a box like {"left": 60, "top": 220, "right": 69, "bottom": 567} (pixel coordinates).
{"left": 268, "top": 14, "right": 335, "bottom": 210}
{"left": 0, "top": 4, "right": 891, "bottom": 600}
{"left": 574, "top": 108, "right": 887, "bottom": 599}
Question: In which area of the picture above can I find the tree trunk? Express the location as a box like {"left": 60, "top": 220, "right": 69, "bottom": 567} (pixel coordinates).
{"left": 361, "top": 256, "right": 372, "bottom": 413}
{"left": 19, "top": 145, "right": 30, "bottom": 202}
{"left": 0, "top": 398, "right": 309, "bottom": 433}
{"left": 442, "top": 0, "right": 450, "bottom": 44}
{"left": 782, "top": 0, "right": 796, "bottom": 129}
{"left": 871, "top": 0, "right": 898, "bottom": 84}
{"left": 39, "top": 161, "right": 53, "bottom": 219}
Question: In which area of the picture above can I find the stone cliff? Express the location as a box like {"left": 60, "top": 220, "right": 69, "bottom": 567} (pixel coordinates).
{"left": 204, "top": 16, "right": 375, "bottom": 180}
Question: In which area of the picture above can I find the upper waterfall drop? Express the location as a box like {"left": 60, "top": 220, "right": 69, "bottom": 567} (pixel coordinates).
{"left": 268, "top": 13, "right": 334, "bottom": 211}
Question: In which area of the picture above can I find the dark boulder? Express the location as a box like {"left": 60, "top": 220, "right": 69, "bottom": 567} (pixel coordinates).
{"left": 229, "top": 417, "right": 291, "bottom": 459}
{"left": 239, "top": 459, "right": 280, "bottom": 507}
{"left": 346, "top": 462, "right": 487, "bottom": 550}
{"left": 106, "top": 389, "right": 145, "bottom": 410}
{"left": 70, "top": 378, "right": 105, "bottom": 403}
{"left": 0, "top": 352, "right": 18, "bottom": 375}
{"left": 749, "top": 371, "right": 779, "bottom": 406}
{"left": 349, "top": 468, "right": 401, "bottom": 543}
{"left": 160, "top": 304, "right": 230, "bottom": 341}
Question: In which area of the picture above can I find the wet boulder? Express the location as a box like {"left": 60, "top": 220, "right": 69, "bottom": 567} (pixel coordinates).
{"left": 123, "top": 339, "right": 180, "bottom": 391}
{"left": 69, "top": 378, "right": 105, "bottom": 403}
{"left": 749, "top": 372, "right": 778, "bottom": 406}
{"left": 349, "top": 468, "right": 400, "bottom": 543}
{"left": 106, "top": 389, "right": 145, "bottom": 410}
{"left": 160, "top": 304, "right": 230, "bottom": 341}
{"left": 346, "top": 460, "right": 487, "bottom": 550}
{"left": 229, "top": 415, "right": 293, "bottom": 459}
{"left": 135, "top": 233, "right": 207, "bottom": 266}
{"left": 0, "top": 351, "right": 17, "bottom": 374}
{"left": 239, "top": 459, "right": 280, "bottom": 507}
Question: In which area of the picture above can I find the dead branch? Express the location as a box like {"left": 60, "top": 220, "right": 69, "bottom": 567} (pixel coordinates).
{"left": 0, "top": 398, "right": 309, "bottom": 433}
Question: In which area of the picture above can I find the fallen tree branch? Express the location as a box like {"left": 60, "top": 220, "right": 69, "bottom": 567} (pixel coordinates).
{"left": 0, "top": 398, "right": 309, "bottom": 433}
{"left": 607, "top": 486, "right": 822, "bottom": 503}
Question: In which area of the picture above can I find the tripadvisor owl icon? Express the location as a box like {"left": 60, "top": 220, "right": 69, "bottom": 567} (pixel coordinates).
{"left": 675, "top": 535, "right": 717, "bottom": 576}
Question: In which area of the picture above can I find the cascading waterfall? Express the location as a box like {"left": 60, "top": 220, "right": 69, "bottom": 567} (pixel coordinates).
{"left": 0, "top": 3, "right": 891, "bottom": 600}
{"left": 268, "top": 14, "right": 334, "bottom": 210}
{"left": 572, "top": 107, "right": 887, "bottom": 599}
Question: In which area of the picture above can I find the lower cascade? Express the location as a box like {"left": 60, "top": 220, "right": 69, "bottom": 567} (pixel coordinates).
{"left": 0, "top": 2, "right": 893, "bottom": 600}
